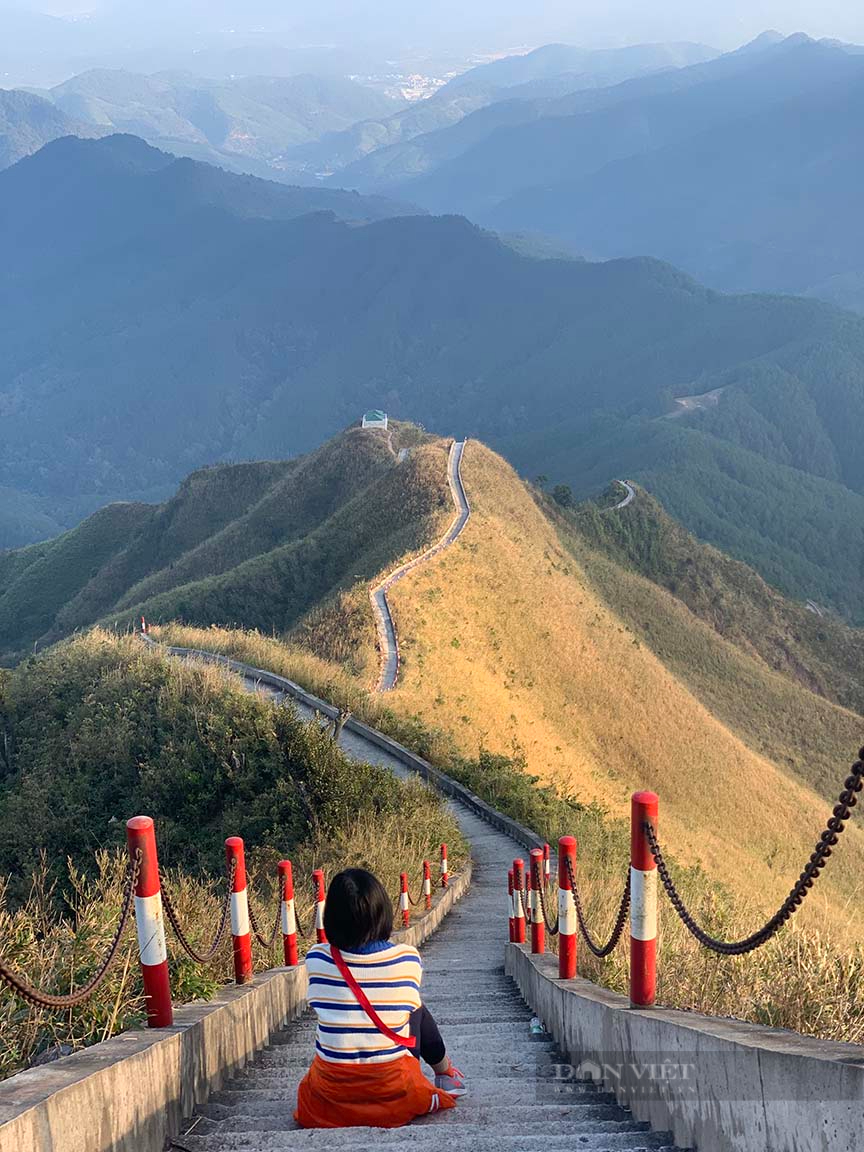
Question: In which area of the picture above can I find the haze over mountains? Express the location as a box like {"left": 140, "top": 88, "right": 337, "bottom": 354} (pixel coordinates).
{"left": 3, "top": 130, "right": 864, "bottom": 623}
{"left": 337, "top": 33, "right": 864, "bottom": 309}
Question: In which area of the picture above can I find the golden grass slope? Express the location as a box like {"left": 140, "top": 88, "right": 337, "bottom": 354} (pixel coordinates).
{"left": 386, "top": 441, "right": 864, "bottom": 929}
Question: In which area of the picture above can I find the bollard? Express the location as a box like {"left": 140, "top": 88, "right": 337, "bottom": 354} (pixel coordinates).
{"left": 440, "top": 843, "right": 449, "bottom": 888}
{"left": 543, "top": 842, "right": 551, "bottom": 886}
{"left": 512, "top": 859, "right": 526, "bottom": 944}
{"left": 630, "top": 791, "right": 659, "bottom": 1007}
{"left": 558, "top": 836, "right": 577, "bottom": 979}
{"left": 400, "top": 872, "right": 411, "bottom": 928}
{"left": 126, "top": 816, "right": 172, "bottom": 1027}
{"left": 225, "top": 837, "right": 253, "bottom": 985}
{"left": 140, "top": 615, "right": 147, "bottom": 635}
{"left": 423, "top": 860, "right": 432, "bottom": 909}
{"left": 278, "top": 860, "right": 298, "bottom": 967}
{"left": 507, "top": 869, "right": 515, "bottom": 942}
{"left": 313, "top": 868, "right": 327, "bottom": 943}
{"left": 529, "top": 848, "right": 545, "bottom": 954}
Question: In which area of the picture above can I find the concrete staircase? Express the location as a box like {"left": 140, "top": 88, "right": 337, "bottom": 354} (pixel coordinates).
{"left": 172, "top": 696, "right": 686, "bottom": 1151}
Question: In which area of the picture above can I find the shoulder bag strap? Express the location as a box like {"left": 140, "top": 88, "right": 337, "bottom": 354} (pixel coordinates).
{"left": 330, "top": 945, "right": 417, "bottom": 1049}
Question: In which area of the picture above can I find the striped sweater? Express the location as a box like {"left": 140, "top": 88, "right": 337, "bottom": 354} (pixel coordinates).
{"left": 305, "top": 940, "right": 422, "bottom": 1064}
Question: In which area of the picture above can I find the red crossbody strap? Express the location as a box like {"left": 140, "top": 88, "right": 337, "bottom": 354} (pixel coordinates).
{"left": 330, "top": 945, "right": 417, "bottom": 1049}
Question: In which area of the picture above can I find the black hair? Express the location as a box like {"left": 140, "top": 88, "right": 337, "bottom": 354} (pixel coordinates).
{"left": 323, "top": 868, "right": 393, "bottom": 951}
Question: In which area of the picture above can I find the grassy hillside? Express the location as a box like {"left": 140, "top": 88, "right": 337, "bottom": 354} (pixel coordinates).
{"left": 152, "top": 437, "right": 864, "bottom": 948}
{"left": 0, "top": 630, "right": 464, "bottom": 1076}
{"left": 0, "top": 425, "right": 448, "bottom": 664}
{"left": 380, "top": 442, "right": 864, "bottom": 926}
{"left": 568, "top": 486, "right": 864, "bottom": 715}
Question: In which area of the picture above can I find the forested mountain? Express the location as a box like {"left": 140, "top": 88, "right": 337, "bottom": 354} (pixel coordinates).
{"left": 0, "top": 424, "right": 446, "bottom": 661}
{"left": 34, "top": 68, "right": 401, "bottom": 180}
{"left": 3, "top": 133, "right": 864, "bottom": 621}
{"left": 281, "top": 41, "right": 716, "bottom": 181}
{"left": 351, "top": 34, "right": 864, "bottom": 308}
{"left": 0, "top": 87, "right": 99, "bottom": 169}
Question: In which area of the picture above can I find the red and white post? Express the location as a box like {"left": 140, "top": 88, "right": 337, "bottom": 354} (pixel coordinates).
{"left": 313, "top": 868, "right": 327, "bottom": 944}
{"left": 440, "top": 843, "right": 449, "bottom": 888}
{"left": 126, "top": 816, "right": 172, "bottom": 1028}
{"left": 400, "top": 872, "right": 411, "bottom": 928}
{"left": 278, "top": 860, "right": 298, "bottom": 967}
{"left": 529, "top": 848, "right": 545, "bottom": 954}
{"left": 512, "top": 859, "right": 526, "bottom": 944}
{"left": 140, "top": 615, "right": 147, "bottom": 635}
{"left": 507, "top": 868, "right": 515, "bottom": 942}
{"left": 225, "top": 837, "right": 253, "bottom": 985}
{"left": 630, "top": 791, "right": 659, "bottom": 1008}
{"left": 422, "top": 860, "right": 432, "bottom": 909}
{"left": 558, "top": 836, "right": 577, "bottom": 979}
{"left": 543, "top": 842, "right": 551, "bottom": 886}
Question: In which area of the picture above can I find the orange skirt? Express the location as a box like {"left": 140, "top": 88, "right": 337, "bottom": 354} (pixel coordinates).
{"left": 295, "top": 1052, "right": 457, "bottom": 1128}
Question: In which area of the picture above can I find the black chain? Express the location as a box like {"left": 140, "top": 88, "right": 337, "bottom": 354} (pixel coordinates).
{"left": 161, "top": 857, "right": 236, "bottom": 964}
{"left": 533, "top": 860, "right": 559, "bottom": 935}
{"left": 646, "top": 750, "right": 864, "bottom": 956}
{"left": 566, "top": 856, "right": 630, "bottom": 958}
{"left": 0, "top": 851, "right": 141, "bottom": 1010}
{"left": 248, "top": 885, "right": 282, "bottom": 950}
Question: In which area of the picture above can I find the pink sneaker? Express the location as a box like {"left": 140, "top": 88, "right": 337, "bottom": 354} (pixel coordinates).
{"left": 434, "top": 1063, "right": 467, "bottom": 1097}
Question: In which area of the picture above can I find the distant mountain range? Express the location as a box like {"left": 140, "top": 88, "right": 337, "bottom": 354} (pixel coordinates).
{"left": 0, "top": 68, "right": 402, "bottom": 177}
{"left": 0, "top": 87, "right": 97, "bottom": 168}
{"left": 340, "top": 33, "right": 864, "bottom": 310}
{"left": 3, "top": 133, "right": 864, "bottom": 622}
{"left": 279, "top": 41, "right": 717, "bottom": 180}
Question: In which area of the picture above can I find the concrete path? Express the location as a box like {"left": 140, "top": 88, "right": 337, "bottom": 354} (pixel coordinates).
{"left": 370, "top": 439, "right": 470, "bottom": 693}
{"left": 173, "top": 682, "right": 683, "bottom": 1152}
{"left": 611, "top": 480, "right": 635, "bottom": 511}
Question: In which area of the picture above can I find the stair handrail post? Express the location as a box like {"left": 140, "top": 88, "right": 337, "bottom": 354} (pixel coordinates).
{"left": 558, "top": 835, "right": 577, "bottom": 979}
{"left": 423, "top": 860, "right": 432, "bottom": 909}
{"left": 543, "top": 842, "right": 551, "bottom": 886}
{"left": 512, "top": 859, "right": 526, "bottom": 944}
{"left": 126, "top": 816, "right": 173, "bottom": 1027}
{"left": 225, "top": 836, "right": 253, "bottom": 985}
{"left": 630, "top": 791, "right": 659, "bottom": 1007}
{"left": 313, "top": 868, "right": 327, "bottom": 943}
{"left": 278, "top": 859, "right": 298, "bottom": 966}
{"left": 507, "top": 868, "right": 515, "bottom": 942}
{"left": 400, "top": 871, "right": 411, "bottom": 928}
{"left": 440, "top": 843, "right": 449, "bottom": 888}
{"left": 529, "top": 848, "right": 545, "bottom": 954}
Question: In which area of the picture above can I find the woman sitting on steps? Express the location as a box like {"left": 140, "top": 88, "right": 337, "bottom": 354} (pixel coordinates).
{"left": 295, "top": 867, "right": 467, "bottom": 1128}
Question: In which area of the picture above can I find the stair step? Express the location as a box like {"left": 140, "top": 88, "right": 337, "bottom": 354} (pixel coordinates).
{"left": 192, "top": 1115, "right": 653, "bottom": 1138}
{"left": 175, "top": 1130, "right": 678, "bottom": 1152}
{"left": 210, "top": 1080, "right": 616, "bottom": 1106}
{"left": 199, "top": 1101, "right": 625, "bottom": 1124}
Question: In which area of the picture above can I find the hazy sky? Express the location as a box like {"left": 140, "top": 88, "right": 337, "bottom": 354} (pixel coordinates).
{"left": 22, "top": 0, "right": 864, "bottom": 50}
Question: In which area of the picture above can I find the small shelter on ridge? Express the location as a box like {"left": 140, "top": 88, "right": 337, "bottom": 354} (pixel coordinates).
{"left": 361, "top": 410, "right": 388, "bottom": 430}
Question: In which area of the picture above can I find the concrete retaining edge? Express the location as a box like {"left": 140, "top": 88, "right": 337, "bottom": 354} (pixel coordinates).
{"left": 505, "top": 943, "right": 864, "bottom": 1152}
{"left": 165, "top": 647, "right": 546, "bottom": 857}
{"left": 0, "top": 810, "right": 471, "bottom": 1152}
{"left": 158, "top": 644, "right": 864, "bottom": 1151}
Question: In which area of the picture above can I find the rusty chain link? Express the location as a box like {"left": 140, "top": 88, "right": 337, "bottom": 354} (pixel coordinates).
{"left": 533, "top": 860, "right": 559, "bottom": 936}
{"left": 248, "top": 885, "right": 282, "bottom": 950}
{"left": 566, "top": 856, "right": 630, "bottom": 958}
{"left": 0, "top": 850, "right": 141, "bottom": 1010}
{"left": 161, "top": 857, "right": 236, "bottom": 964}
{"left": 645, "top": 750, "right": 864, "bottom": 956}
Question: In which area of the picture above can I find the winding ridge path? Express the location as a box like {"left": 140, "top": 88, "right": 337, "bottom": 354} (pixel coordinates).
{"left": 611, "top": 480, "right": 635, "bottom": 511}
{"left": 173, "top": 670, "right": 683, "bottom": 1152}
{"left": 370, "top": 439, "right": 470, "bottom": 692}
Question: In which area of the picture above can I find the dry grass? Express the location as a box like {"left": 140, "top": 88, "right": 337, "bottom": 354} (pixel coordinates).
{"left": 385, "top": 442, "right": 864, "bottom": 937}
{"left": 154, "top": 440, "right": 864, "bottom": 1043}
{"left": 1, "top": 790, "right": 465, "bottom": 1080}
